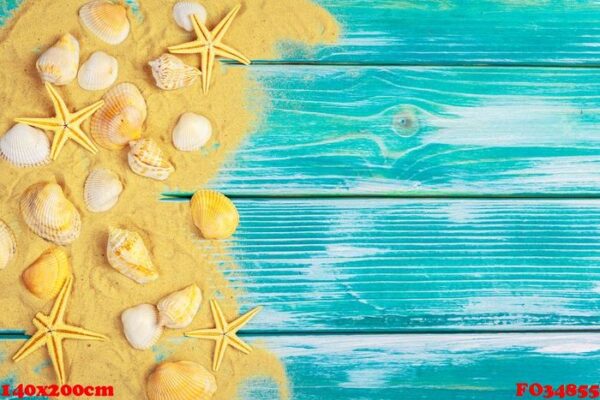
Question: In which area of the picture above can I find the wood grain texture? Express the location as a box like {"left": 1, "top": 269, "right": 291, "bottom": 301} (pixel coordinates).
{"left": 204, "top": 65, "right": 600, "bottom": 196}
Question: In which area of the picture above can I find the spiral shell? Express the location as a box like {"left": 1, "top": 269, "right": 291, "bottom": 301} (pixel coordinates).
{"left": 78, "top": 51, "right": 118, "bottom": 91}
{"left": 20, "top": 183, "right": 81, "bottom": 245}
{"left": 157, "top": 284, "right": 202, "bottom": 329}
{"left": 36, "top": 33, "right": 80, "bottom": 86}
{"left": 107, "top": 227, "right": 158, "bottom": 284}
{"left": 190, "top": 190, "right": 239, "bottom": 239}
{"left": 0, "top": 220, "right": 16, "bottom": 270}
{"left": 149, "top": 54, "right": 201, "bottom": 91}
{"left": 84, "top": 167, "right": 123, "bottom": 212}
{"left": 172, "top": 113, "right": 212, "bottom": 152}
{"left": 146, "top": 361, "right": 217, "bottom": 400}
{"left": 91, "top": 83, "right": 147, "bottom": 150}
{"left": 172, "top": 2, "right": 207, "bottom": 32}
{"left": 121, "top": 303, "right": 163, "bottom": 350}
{"left": 0, "top": 124, "right": 50, "bottom": 167}
{"left": 22, "top": 247, "right": 71, "bottom": 300}
{"left": 128, "top": 139, "right": 174, "bottom": 181}
{"left": 79, "top": 0, "right": 130, "bottom": 45}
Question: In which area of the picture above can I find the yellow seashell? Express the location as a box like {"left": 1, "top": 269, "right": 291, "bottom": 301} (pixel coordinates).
{"left": 148, "top": 54, "right": 201, "bottom": 91}
{"left": 22, "top": 247, "right": 70, "bottom": 300}
{"left": 157, "top": 284, "right": 202, "bottom": 329}
{"left": 121, "top": 303, "right": 163, "bottom": 350}
{"left": 20, "top": 182, "right": 81, "bottom": 245}
{"left": 0, "top": 220, "right": 17, "bottom": 270}
{"left": 91, "top": 83, "right": 147, "bottom": 150}
{"left": 79, "top": 0, "right": 130, "bottom": 45}
{"left": 146, "top": 360, "right": 217, "bottom": 400}
{"left": 190, "top": 190, "right": 239, "bottom": 240}
{"left": 36, "top": 33, "right": 80, "bottom": 86}
{"left": 107, "top": 227, "right": 158, "bottom": 284}
{"left": 127, "top": 139, "right": 174, "bottom": 181}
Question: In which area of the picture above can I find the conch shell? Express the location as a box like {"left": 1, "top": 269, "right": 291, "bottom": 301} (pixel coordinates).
{"left": 22, "top": 247, "right": 71, "bottom": 300}
{"left": 121, "top": 303, "right": 163, "bottom": 350}
{"left": 0, "top": 220, "right": 17, "bottom": 270}
{"left": 157, "top": 284, "right": 202, "bottom": 329}
{"left": 84, "top": 167, "right": 123, "bottom": 212}
{"left": 190, "top": 190, "right": 239, "bottom": 239}
{"left": 78, "top": 51, "right": 118, "bottom": 91}
{"left": 107, "top": 227, "right": 158, "bottom": 284}
{"left": 127, "top": 139, "right": 174, "bottom": 181}
{"left": 0, "top": 124, "right": 50, "bottom": 168}
{"left": 36, "top": 33, "right": 80, "bottom": 86}
{"left": 149, "top": 54, "right": 201, "bottom": 91}
{"left": 20, "top": 183, "right": 81, "bottom": 245}
{"left": 79, "top": 0, "right": 130, "bottom": 45}
{"left": 146, "top": 360, "right": 217, "bottom": 400}
{"left": 172, "top": 112, "right": 212, "bottom": 152}
{"left": 172, "top": 2, "right": 207, "bottom": 32}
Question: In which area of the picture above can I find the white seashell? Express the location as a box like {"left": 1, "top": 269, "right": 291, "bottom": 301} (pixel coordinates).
{"left": 36, "top": 34, "right": 80, "bottom": 86}
{"left": 79, "top": 0, "right": 130, "bottom": 45}
{"left": 172, "top": 2, "right": 207, "bottom": 32}
{"left": 0, "top": 124, "right": 50, "bottom": 167}
{"left": 121, "top": 303, "right": 163, "bottom": 350}
{"left": 172, "top": 113, "right": 212, "bottom": 152}
{"left": 128, "top": 139, "right": 174, "bottom": 181}
{"left": 148, "top": 54, "right": 201, "bottom": 91}
{"left": 78, "top": 51, "right": 118, "bottom": 91}
{"left": 107, "top": 227, "right": 158, "bottom": 284}
{"left": 0, "top": 220, "right": 17, "bottom": 270}
{"left": 157, "top": 284, "right": 202, "bottom": 329}
{"left": 84, "top": 167, "right": 123, "bottom": 212}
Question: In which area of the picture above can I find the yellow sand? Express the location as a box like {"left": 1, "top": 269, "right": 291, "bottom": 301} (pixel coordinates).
{"left": 0, "top": 0, "right": 338, "bottom": 398}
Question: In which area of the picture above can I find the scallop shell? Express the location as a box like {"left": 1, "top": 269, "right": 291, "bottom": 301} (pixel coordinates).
{"left": 172, "top": 2, "right": 207, "bottom": 32}
{"left": 172, "top": 113, "right": 212, "bottom": 152}
{"left": 91, "top": 83, "right": 147, "bottom": 150}
{"left": 20, "top": 183, "right": 81, "bottom": 245}
{"left": 0, "top": 220, "right": 17, "bottom": 270}
{"left": 78, "top": 51, "right": 118, "bottom": 91}
{"left": 146, "top": 360, "right": 217, "bottom": 400}
{"left": 84, "top": 167, "right": 123, "bottom": 212}
{"left": 157, "top": 284, "right": 202, "bottom": 329}
{"left": 107, "top": 227, "right": 158, "bottom": 284}
{"left": 121, "top": 303, "right": 163, "bottom": 350}
{"left": 22, "top": 247, "right": 70, "bottom": 300}
{"left": 190, "top": 190, "right": 239, "bottom": 240}
{"left": 128, "top": 139, "right": 174, "bottom": 181}
{"left": 0, "top": 124, "right": 50, "bottom": 167}
{"left": 79, "top": 0, "right": 130, "bottom": 45}
{"left": 36, "top": 33, "right": 80, "bottom": 86}
{"left": 149, "top": 54, "right": 201, "bottom": 91}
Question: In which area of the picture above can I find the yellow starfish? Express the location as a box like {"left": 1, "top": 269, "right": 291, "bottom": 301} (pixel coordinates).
{"left": 168, "top": 4, "right": 251, "bottom": 94}
{"left": 15, "top": 82, "right": 104, "bottom": 160}
{"left": 185, "top": 299, "right": 262, "bottom": 371}
{"left": 12, "top": 276, "right": 108, "bottom": 385}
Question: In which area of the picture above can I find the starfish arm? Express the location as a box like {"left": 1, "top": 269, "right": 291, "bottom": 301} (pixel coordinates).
{"left": 66, "top": 125, "right": 98, "bottom": 155}
{"left": 70, "top": 99, "right": 104, "bottom": 123}
{"left": 168, "top": 40, "right": 205, "bottom": 54}
{"left": 45, "top": 82, "right": 70, "bottom": 123}
{"left": 14, "top": 117, "right": 62, "bottom": 131}
{"left": 214, "top": 42, "right": 251, "bottom": 65}
{"left": 49, "top": 130, "right": 70, "bottom": 161}
{"left": 211, "top": 5, "right": 241, "bottom": 43}
{"left": 185, "top": 327, "right": 222, "bottom": 339}
{"left": 209, "top": 300, "right": 228, "bottom": 332}
{"left": 212, "top": 336, "right": 229, "bottom": 372}
{"left": 191, "top": 13, "right": 212, "bottom": 42}
{"left": 201, "top": 48, "right": 215, "bottom": 94}
{"left": 56, "top": 324, "right": 108, "bottom": 342}
{"left": 227, "top": 334, "right": 253, "bottom": 354}
{"left": 228, "top": 306, "right": 263, "bottom": 333}
{"left": 12, "top": 329, "right": 48, "bottom": 362}
{"left": 49, "top": 276, "right": 73, "bottom": 326}
{"left": 47, "top": 334, "right": 66, "bottom": 385}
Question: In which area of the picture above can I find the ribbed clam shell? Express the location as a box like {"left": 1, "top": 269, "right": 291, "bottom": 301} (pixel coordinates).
{"left": 78, "top": 51, "right": 118, "bottom": 91}
{"left": 157, "top": 284, "right": 202, "bottom": 329}
{"left": 0, "top": 124, "right": 50, "bottom": 167}
{"left": 20, "top": 183, "right": 81, "bottom": 245}
{"left": 36, "top": 33, "right": 80, "bottom": 86}
{"left": 146, "top": 361, "right": 217, "bottom": 400}
{"left": 190, "top": 190, "right": 239, "bottom": 240}
{"left": 172, "top": 113, "right": 212, "bottom": 152}
{"left": 91, "top": 83, "right": 147, "bottom": 150}
{"left": 148, "top": 54, "right": 201, "bottom": 91}
{"left": 107, "top": 227, "right": 158, "bottom": 284}
{"left": 0, "top": 220, "right": 16, "bottom": 270}
{"left": 121, "top": 304, "right": 163, "bottom": 350}
{"left": 172, "top": 2, "right": 207, "bottom": 32}
{"left": 128, "top": 139, "right": 174, "bottom": 181}
{"left": 79, "top": 0, "right": 130, "bottom": 45}
{"left": 84, "top": 167, "right": 123, "bottom": 212}
{"left": 22, "top": 247, "right": 70, "bottom": 300}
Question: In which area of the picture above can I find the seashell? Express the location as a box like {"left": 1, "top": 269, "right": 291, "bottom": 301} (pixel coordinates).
{"left": 107, "top": 227, "right": 158, "bottom": 284}
{"left": 84, "top": 167, "right": 123, "bottom": 212}
{"left": 190, "top": 190, "right": 239, "bottom": 240}
{"left": 0, "top": 124, "right": 50, "bottom": 167}
{"left": 121, "top": 303, "right": 163, "bottom": 350}
{"left": 79, "top": 0, "right": 130, "bottom": 45}
{"left": 0, "top": 220, "right": 17, "bottom": 270}
{"left": 146, "top": 360, "right": 217, "bottom": 400}
{"left": 22, "top": 247, "right": 70, "bottom": 300}
{"left": 78, "top": 51, "right": 118, "bottom": 91}
{"left": 20, "top": 183, "right": 81, "bottom": 245}
{"left": 128, "top": 139, "right": 174, "bottom": 181}
{"left": 157, "top": 284, "right": 202, "bottom": 329}
{"left": 91, "top": 83, "right": 147, "bottom": 150}
{"left": 172, "top": 113, "right": 212, "bottom": 152}
{"left": 172, "top": 2, "right": 207, "bottom": 32}
{"left": 148, "top": 54, "right": 201, "bottom": 91}
{"left": 36, "top": 33, "right": 80, "bottom": 86}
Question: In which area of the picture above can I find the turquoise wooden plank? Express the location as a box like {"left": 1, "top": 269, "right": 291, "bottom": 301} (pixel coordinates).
{"left": 205, "top": 65, "right": 600, "bottom": 196}
{"left": 274, "top": 0, "right": 600, "bottom": 65}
